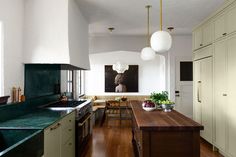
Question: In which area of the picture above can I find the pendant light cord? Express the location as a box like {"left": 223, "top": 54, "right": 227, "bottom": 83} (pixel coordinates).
{"left": 146, "top": 5, "right": 151, "bottom": 46}
{"left": 160, "top": 0, "right": 163, "bottom": 31}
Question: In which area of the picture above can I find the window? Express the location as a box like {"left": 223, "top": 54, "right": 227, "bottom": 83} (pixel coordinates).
{"left": 0, "top": 22, "right": 3, "bottom": 96}
{"left": 66, "top": 70, "right": 85, "bottom": 98}
{"left": 180, "top": 62, "right": 193, "bottom": 81}
{"left": 66, "top": 70, "right": 73, "bottom": 93}
{"left": 76, "top": 70, "right": 85, "bottom": 97}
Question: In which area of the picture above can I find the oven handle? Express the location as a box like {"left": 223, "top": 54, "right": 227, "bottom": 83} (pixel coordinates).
{"left": 78, "top": 113, "right": 92, "bottom": 127}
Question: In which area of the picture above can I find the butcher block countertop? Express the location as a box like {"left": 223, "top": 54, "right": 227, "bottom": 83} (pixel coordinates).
{"left": 130, "top": 101, "right": 204, "bottom": 131}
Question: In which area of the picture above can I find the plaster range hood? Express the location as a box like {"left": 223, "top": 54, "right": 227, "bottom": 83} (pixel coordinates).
{"left": 23, "top": 0, "right": 90, "bottom": 70}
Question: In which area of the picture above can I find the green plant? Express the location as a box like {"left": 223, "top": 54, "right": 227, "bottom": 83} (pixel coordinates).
{"left": 150, "top": 91, "right": 168, "bottom": 105}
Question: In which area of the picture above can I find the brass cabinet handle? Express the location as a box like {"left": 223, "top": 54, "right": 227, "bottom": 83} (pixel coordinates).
{"left": 50, "top": 123, "right": 61, "bottom": 131}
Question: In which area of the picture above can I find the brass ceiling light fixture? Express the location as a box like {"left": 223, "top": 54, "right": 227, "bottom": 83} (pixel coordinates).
{"left": 140, "top": 5, "right": 156, "bottom": 61}
{"left": 108, "top": 27, "right": 115, "bottom": 33}
{"left": 150, "top": 0, "right": 172, "bottom": 53}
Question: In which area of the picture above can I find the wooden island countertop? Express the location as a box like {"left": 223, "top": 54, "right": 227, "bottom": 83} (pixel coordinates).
{"left": 130, "top": 100, "right": 204, "bottom": 157}
{"left": 130, "top": 100, "right": 204, "bottom": 131}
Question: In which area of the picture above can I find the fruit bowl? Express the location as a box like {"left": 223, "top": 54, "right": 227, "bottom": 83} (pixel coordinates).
{"left": 142, "top": 100, "right": 156, "bottom": 112}
{"left": 143, "top": 106, "right": 156, "bottom": 112}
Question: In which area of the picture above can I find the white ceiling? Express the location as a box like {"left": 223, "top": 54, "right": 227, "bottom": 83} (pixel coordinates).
{"left": 76, "top": 0, "right": 225, "bottom": 35}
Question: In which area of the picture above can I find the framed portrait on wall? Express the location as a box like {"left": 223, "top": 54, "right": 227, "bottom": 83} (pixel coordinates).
{"left": 105, "top": 65, "right": 139, "bottom": 92}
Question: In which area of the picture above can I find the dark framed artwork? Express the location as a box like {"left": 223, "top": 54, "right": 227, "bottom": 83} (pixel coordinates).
{"left": 105, "top": 65, "right": 139, "bottom": 92}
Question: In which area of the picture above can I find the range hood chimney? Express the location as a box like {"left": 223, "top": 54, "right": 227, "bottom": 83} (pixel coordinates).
{"left": 23, "top": 0, "right": 90, "bottom": 70}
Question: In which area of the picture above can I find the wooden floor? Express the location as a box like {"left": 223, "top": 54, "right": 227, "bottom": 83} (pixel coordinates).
{"left": 82, "top": 120, "right": 223, "bottom": 157}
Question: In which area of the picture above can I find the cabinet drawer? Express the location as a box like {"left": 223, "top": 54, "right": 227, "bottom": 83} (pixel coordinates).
{"left": 61, "top": 112, "right": 75, "bottom": 144}
{"left": 61, "top": 137, "right": 75, "bottom": 157}
{"left": 61, "top": 112, "right": 75, "bottom": 128}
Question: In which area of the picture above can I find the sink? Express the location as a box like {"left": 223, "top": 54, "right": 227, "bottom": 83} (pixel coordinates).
{"left": 0, "top": 129, "right": 43, "bottom": 157}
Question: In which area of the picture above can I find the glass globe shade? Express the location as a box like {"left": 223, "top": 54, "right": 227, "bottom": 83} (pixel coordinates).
{"left": 112, "top": 62, "right": 129, "bottom": 73}
{"left": 150, "top": 31, "right": 172, "bottom": 53}
{"left": 140, "top": 47, "right": 156, "bottom": 60}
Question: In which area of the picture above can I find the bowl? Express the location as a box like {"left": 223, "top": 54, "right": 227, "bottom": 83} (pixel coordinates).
{"left": 161, "top": 104, "right": 175, "bottom": 112}
{"left": 142, "top": 106, "right": 156, "bottom": 112}
{"left": 0, "top": 96, "right": 10, "bottom": 105}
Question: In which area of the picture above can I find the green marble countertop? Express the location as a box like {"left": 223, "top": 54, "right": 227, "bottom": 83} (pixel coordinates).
{"left": 0, "top": 108, "right": 75, "bottom": 129}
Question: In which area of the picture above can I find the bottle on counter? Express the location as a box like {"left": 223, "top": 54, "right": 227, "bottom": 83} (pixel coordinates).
{"left": 12, "top": 87, "right": 17, "bottom": 103}
{"left": 21, "top": 95, "right": 26, "bottom": 102}
{"left": 18, "top": 87, "right": 21, "bottom": 102}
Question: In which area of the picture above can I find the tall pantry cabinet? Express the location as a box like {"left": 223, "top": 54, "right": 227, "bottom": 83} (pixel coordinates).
{"left": 193, "top": 1, "right": 236, "bottom": 157}
{"left": 213, "top": 34, "right": 236, "bottom": 157}
{"left": 193, "top": 47, "right": 213, "bottom": 144}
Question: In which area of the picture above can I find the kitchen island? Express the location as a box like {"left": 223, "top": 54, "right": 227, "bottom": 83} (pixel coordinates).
{"left": 130, "top": 101, "right": 204, "bottom": 157}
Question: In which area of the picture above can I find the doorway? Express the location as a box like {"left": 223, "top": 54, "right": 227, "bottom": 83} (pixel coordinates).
{"left": 175, "top": 56, "right": 193, "bottom": 118}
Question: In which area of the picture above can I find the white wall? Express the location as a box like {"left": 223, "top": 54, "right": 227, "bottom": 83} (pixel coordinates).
{"left": 0, "top": 0, "right": 24, "bottom": 97}
{"left": 167, "top": 35, "right": 193, "bottom": 101}
{"left": 85, "top": 51, "right": 166, "bottom": 95}
{"left": 87, "top": 35, "right": 192, "bottom": 99}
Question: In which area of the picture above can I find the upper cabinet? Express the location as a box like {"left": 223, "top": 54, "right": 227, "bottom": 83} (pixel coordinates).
{"left": 193, "top": 21, "right": 213, "bottom": 51}
{"left": 214, "top": 4, "right": 236, "bottom": 41}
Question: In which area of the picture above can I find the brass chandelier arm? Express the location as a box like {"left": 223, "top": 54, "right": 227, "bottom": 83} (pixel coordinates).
{"left": 160, "top": 0, "right": 163, "bottom": 31}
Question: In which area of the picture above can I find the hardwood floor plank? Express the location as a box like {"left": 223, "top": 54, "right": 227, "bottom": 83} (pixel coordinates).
{"left": 82, "top": 120, "right": 223, "bottom": 157}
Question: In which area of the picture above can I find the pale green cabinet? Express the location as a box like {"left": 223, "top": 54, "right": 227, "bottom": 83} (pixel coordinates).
{"left": 193, "top": 46, "right": 213, "bottom": 144}
{"left": 44, "top": 122, "right": 61, "bottom": 157}
{"left": 213, "top": 34, "right": 236, "bottom": 157}
{"left": 226, "top": 35, "right": 236, "bottom": 157}
{"left": 193, "top": 22, "right": 213, "bottom": 50}
{"left": 214, "top": 4, "right": 236, "bottom": 40}
{"left": 193, "top": 1, "right": 236, "bottom": 157}
{"left": 43, "top": 111, "right": 75, "bottom": 157}
{"left": 213, "top": 39, "right": 227, "bottom": 151}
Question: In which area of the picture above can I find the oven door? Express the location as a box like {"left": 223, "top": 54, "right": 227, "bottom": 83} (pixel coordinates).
{"left": 76, "top": 112, "right": 92, "bottom": 148}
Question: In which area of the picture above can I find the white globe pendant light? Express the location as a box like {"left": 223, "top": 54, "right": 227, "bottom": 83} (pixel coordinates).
{"left": 141, "top": 5, "right": 155, "bottom": 61}
{"left": 150, "top": 0, "right": 172, "bottom": 53}
{"left": 141, "top": 47, "right": 155, "bottom": 60}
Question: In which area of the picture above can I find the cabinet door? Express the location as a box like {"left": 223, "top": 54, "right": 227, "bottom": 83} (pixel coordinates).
{"left": 214, "top": 14, "right": 227, "bottom": 40}
{"left": 214, "top": 39, "right": 227, "bottom": 150}
{"left": 202, "top": 22, "right": 213, "bottom": 46}
{"left": 200, "top": 57, "right": 213, "bottom": 143}
{"left": 193, "top": 27, "right": 203, "bottom": 50}
{"left": 61, "top": 137, "right": 75, "bottom": 157}
{"left": 227, "top": 35, "right": 236, "bottom": 157}
{"left": 44, "top": 123, "right": 61, "bottom": 157}
{"left": 193, "top": 60, "right": 201, "bottom": 124}
{"left": 227, "top": 5, "right": 236, "bottom": 35}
